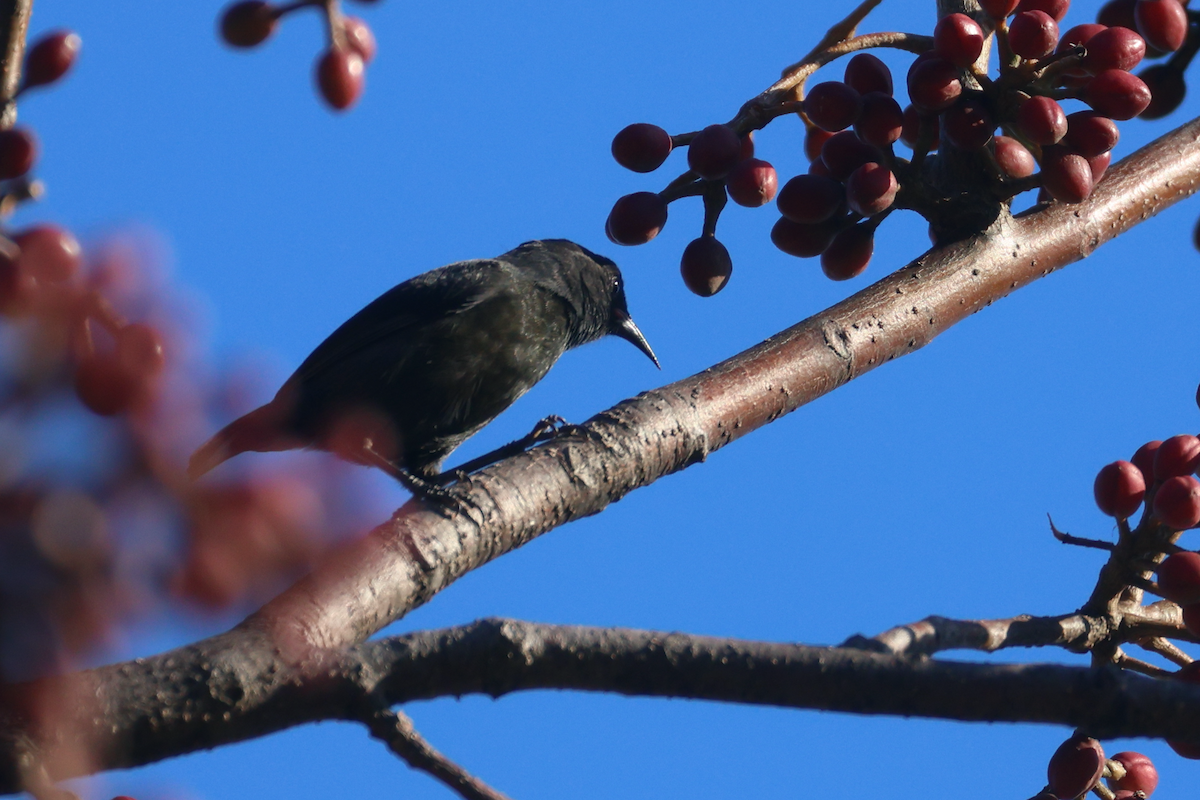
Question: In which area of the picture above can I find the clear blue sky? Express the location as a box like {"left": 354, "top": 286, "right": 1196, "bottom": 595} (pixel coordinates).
{"left": 24, "top": 0, "right": 1200, "bottom": 797}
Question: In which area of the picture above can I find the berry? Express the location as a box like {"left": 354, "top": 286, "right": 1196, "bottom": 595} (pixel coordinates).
{"left": 220, "top": 1, "right": 277, "bottom": 48}
{"left": 612, "top": 123, "right": 673, "bottom": 173}
{"left": 116, "top": 323, "right": 166, "bottom": 378}
{"left": 74, "top": 354, "right": 141, "bottom": 416}
{"left": 777, "top": 174, "right": 846, "bottom": 224}
{"left": 994, "top": 136, "right": 1036, "bottom": 178}
{"left": 934, "top": 13, "right": 986, "bottom": 68}
{"left": 1083, "top": 26, "right": 1145, "bottom": 73}
{"left": 845, "top": 162, "right": 898, "bottom": 216}
{"left": 901, "top": 105, "right": 940, "bottom": 150}
{"left": 1157, "top": 551, "right": 1200, "bottom": 603}
{"left": 1154, "top": 434, "right": 1200, "bottom": 478}
{"left": 1046, "top": 736, "right": 1105, "bottom": 800}
{"left": 821, "top": 224, "right": 874, "bottom": 280}
{"left": 0, "top": 252, "right": 37, "bottom": 315}
{"left": 1131, "top": 441, "right": 1162, "bottom": 481}
{"left": 1017, "top": 0, "right": 1070, "bottom": 21}
{"left": 1064, "top": 112, "right": 1119, "bottom": 157}
{"left": 844, "top": 53, "right": 893, "bottom": 96}
{"left": 1084, "top": 69, "right": 1152, "bottom": 120}
{"left": 13, "top": 225, "right": 82, "bottom": 284}
{"left": 771, "top": 217, "right": 839, "bottom": 258}
{"left": 1040, "top": 147, "right": 1093, "bottom": 203}
{"left": 1088, "top": 152, "right": 1112, "bottom": 184}
{"left": 1108, "top": 751, "right": 1157, "bottom": 797}
{"left": 315, "top": 49, "right": 364, "bottom": 110}
{"left": 1099, "top": 0, "right": 1139, "bottom": 29}
{"left": 739, "top": 133, "right": 755, "bottom": 160}
{"left": 687, "top": 124, "right": 741, "bottom": 180}
{"left": 804, "top": 81, "right": 862, "bottom": 132}
{"left": 1138, "top": 64, "right": 1186, "bottom": 119}
{"left": 805, "top": 127, "right": 834, "bottom": 162}
{"left": 820, "top": 131, "right": 881, "bottom": 181}
{"left": 342, "top": 17, "right": 376, "bottom": 64}
{"left": 1093, "top": 460, "right": 1145, "bottom": 518}
{"left": 854, "top": 92, "right": 904, "bottom": 147}
{"left": 1057, "top": 23, "right": 1106, "bottom": 55}
{"left": 1009, "top": 10, "right": 1060, "bottom": 59}
{"left": 980, "top": 0, "right": 1021, "bottom": 18}
{"left": 680, "top": 236, "right": 733, "bottom": 297}
{"left": 941, "top": 96, "right": 994, "bottom": 149}
{"left": 1017, "top": 95, "right": 1067, "bottom": 145}
{"left": 1153, "top": 475, "right": 1200, "bottom": 529}
{"left": 1169, "top": 663, "right": 1200, "bottom": 758}
{"left": 726, "top": 158, "right": 778, "bottom": 207}
{"left": 606, "top": 192, "right": 668, "bottom": 245}
{"left": 1183, "top": 602, "right": 1200, "bottom": 636}
{"left": 23, "top": 30, "right": 81, "bottom": 89}
{"left": 0, "top": 128, "right": 36, "bottom": 180}
{"left": 1135, "top": 0, "right": 1189, "bottom": 52}
{"left": 907, "top": 57, "right": 963, "bottom": 112}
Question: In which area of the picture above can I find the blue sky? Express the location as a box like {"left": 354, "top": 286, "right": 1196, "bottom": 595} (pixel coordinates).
{"left": 22, "top": 0, "right": 1200, "bottom": 797}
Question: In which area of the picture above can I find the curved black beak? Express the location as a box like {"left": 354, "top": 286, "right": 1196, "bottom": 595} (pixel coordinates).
{"left": 611, "top": 308, "right": 660, "bottom": 369}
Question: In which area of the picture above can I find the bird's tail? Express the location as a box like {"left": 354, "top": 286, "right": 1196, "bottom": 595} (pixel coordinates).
{"left": 187, "top": 401, "right": 296, "bottom": 479}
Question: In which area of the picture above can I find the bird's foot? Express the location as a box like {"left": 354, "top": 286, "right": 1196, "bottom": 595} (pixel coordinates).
{"left": 357, "top": 440, "right": 473, "bottom": 517}
{"left": 528, "top": 414, "right": 601, "bottom": 444}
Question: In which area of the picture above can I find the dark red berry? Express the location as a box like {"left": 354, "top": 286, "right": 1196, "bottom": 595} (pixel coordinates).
{"left": 0, "top": 128, "right": 36, "bottom": 180}
{"left": 821, "top": 224, "right": 874, "bottom": 280}
{"left": 804, "top": 82, "right": 862, "bottom": 132}
{"left": 23, "top": 30, "right": 81, "bottom": 88}
{"left": 1138, "top": 64, "right": 1187, "bottom": 119}
{"left": 116, "top": 323, "right": 166, "bottom": 378}
{"left": 1155, "top": 434, "right": 1200, "bottom": 478}
{"left": 900, "top": 105, "right": 940, "bottom": 150}
{"left": 342, "top": 17, "right": 376, "bottom": 63}
{"left": 994, "top": 136, "right": 1036, "bottom": 178}
{"left": 1108, "top": 751, "right": 1157, "bottom": 797}
{"left": 688, "top": 124, "right": 741, "bottom": 180}
{"left": 907, "top": 57, "right": 963, "bottom": 112}
{"left": 854, "top": 92, "right": 904, "bottom": 147}
{"left": 1094, "top": 460, "right": 1146, "bottom": 518}
{"left": 1099, "top": 0, "right": 1139, "bottom": 29}
{"left": 845, "top": 162, "right": 898, "bottom": 216}
{"left": 13, "top": 225, "right": 81, "bottom": 284}
{"left": 606, "top": 192, "right": 668, "bottom": 245}
{"left": 1040, "top": 147, "right": 1093, "bottom": 203}
{"left": 770, "top": 217, "right": 839, "bottom": 258}
{"left": 844, "top": 53, "right": 893, "bottom": 96}
{"left": 726, "top": 158, "right": 778, "bottom": 207}
{"left": 612, "top": 123, "right": 673, "bottom": 173}
{"left": 820, "top": 131, "right": 881, "bottom": 181}
{"left": 1088, "top": 152, "right": 1111, "bottom": 184}
{"left": 1135, "top": 0, "right": 1189, "bottom": 52}
{"left": 315, "top": 49, "right": 365, "bottom": 110}
{"left": 941, "top": 96, "right": 995, "bottom": 149}
{"left": 1017, "top": 0, "right": 1070, "bottom": 21}
{"left": 1083, "top": 26, "right": 1145, "bottom": 73}
{"left": 1084, "top": 69, "right": 1152, "bottom": 120}
{"left": 934, "top": 14, "right": 986, "bottom": 68}
{"left": 1064, "top": 112, "right": 1119, "bottom": 156}
{"left": 1169, "top": 663, "right": 1200, "bottom": 758}
{"left": 1157, "top": 551, "right": 1200, "bottom": 604}
{"left": 805, "top": 127, "right": 833, "bottom": 162}
{"left": 220, "top": 1, "right": 277, "bottom": 48}
{"left": 1017, "top": 95, "right": 1068, "bottom": 145}
{"left": 0, "top": 252, "right": 38, "bottom": 315}
{"left": 680, "top": 236, "right": 733, "bottom": 297}
{"left": 1009, "top": 10, "right": 1060, "bottom": 58}
{"left": 777, "top": 174, "right": 846, "bottom": 224}
{"left": 1046, "top": 736, "right": 1105, "bottom": 800}
{"left": 1058, "top": 22, "right": 1107, "bottom": 54}
{"left": 1131, "top": 441, "right": 1162, "bottom": 481}
{"left": 74, "top": 354, "right": 141, "bottom": 416}
{"left": 1154, "top": 475, "right": 1200, "bottom": 529}
{"left": 980, "top": 0, "right": 1020, "bottom": 17}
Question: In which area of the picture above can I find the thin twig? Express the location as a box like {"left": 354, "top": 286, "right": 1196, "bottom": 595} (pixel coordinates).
{"left": 365, "top": 710, "right": 513, "bottom": 800}
{"left": 1048, "top": 515, "right": 1115, "bottom": 552}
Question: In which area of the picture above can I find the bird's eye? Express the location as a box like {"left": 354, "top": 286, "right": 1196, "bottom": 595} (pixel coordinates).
{"left": 611, "top": 276, "right": 621, "bottom": 291}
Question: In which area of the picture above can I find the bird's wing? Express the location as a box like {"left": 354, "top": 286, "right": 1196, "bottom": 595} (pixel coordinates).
{"left": 289, "top": 259, "right": 505, "bottom": 385}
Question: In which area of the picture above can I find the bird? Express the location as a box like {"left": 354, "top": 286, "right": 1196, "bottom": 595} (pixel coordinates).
{"left": 187, "top": 239, "right": 659, "bottom": 497}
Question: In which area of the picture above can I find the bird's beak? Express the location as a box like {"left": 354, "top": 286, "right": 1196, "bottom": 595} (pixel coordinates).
{"left": 612, "top": 309, "right": 660, "bottom": 369}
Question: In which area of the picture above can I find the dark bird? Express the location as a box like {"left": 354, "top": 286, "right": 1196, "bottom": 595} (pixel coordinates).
{"left": 188, "top": 239, "right": 658, "bottom": 495}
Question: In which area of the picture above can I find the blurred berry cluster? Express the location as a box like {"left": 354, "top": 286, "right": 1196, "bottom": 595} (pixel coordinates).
{"left": 219, "top": 0, "right": 379, "bottom": 110}
{"left": 1037, "top": 737, "right": 1158, "bottom": 799}
{"left": 609, "top": 0, "right": 1195, "bottom": 296}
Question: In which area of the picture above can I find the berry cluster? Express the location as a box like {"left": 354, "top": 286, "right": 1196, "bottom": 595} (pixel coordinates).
{"left": 1041, "top": 737, "right": 1158, "bottom": 799}
{"left": 219, "top": 0, "right": 378, "bottom": 111}
{"left": 608, "top": 0, "right": 1187, "bottom": 296}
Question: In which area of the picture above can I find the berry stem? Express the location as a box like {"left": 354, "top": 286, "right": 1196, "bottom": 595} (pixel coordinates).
{"left": 700, "top": 182, "right": 727, "bottom": 237}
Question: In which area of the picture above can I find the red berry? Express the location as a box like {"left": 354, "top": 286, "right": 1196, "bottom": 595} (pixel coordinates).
{"left": 220, "top": 1, "right": 277, "bottom": 48}
{"left": 907, "top": 57, "right": 963, "bottom": 112}
{"left": 1135, "top": 0, "right": 1189, "bottom": 52}
{"left": 805, "top": 127, "right": 833, "bottom": 162}
{"left": 854, "top": 92, "right": 904, "bottom": 147}
{"left": 1040, "top": 147, "right": 1093, "bottom": 203}
{"left": 820, "top": 131, "right": 881, "bottom": 181}
{"left": 844, "top": 53, "right": 893, "bottom": 96}
{"left": 1093, "top": 460, "right": 1146, "bottom": 518}
{"left": 941, "top": 96, "right": 995, "bottom": 150}
{"left": 980, "top": 0, "right": 1021, "bottom": 17}
{"left": 821, "top": 224, "right": 873, "bottom": 281}
{"left": 1138, "top": 64, "right": 1187, "bottom": 119}
{"left": 739, "top": 133, "right": 755, "bottom": 160}
{"left": 1017, "top": 0, "right": 1070, "bottom": 22}
{"left": 1046, "top": 736, "right": 1105, "bottom": 800}
{"left": 726, "top": 158, "right": 778, "bottom": 207}
{"left": 1084, "top": 69, "right": 1152, "bottom": 120}
{"left": 606, "top": 192, "right": 668, "bottom": 245}
{"left": 1088, "top": 152, "right": 1112, "bottom": 184}
{"left": 777, "top": 174, "right": 846, "bottom": 224}
{"left": 1017, "top": 95, "right": 1068, "bottom": 145}
{"left": 687, "top": 124, "right": 741, "bottom": 180}
{"left": 770, "top": 217, "right": 839, "bottom": 258}
{"left": 0, "top": 251, "right": 38, "bottom": 315}
{"left": 679, "top": 236, "right": 733, "bottom": 297}
{"left": 74, "top": 354, "right": 141, "bottom": 416}
{"left": 0, "top": 128, "right": 37, "bottom": 180}
{"left": 900, "top": 105, "right": 940, "bottom": 150}
{"left": 1009, "top": 10, "right": 1060, "bottom": 58}
{"left": 13, "top": 225, "right": 81, "bottom": 284}
{"left": 1058, "top": 23, "right": 1107, "bottom": 54}
{"left": 342, "top": 17, "right": 376, "bottom": 64}
{"left": 804, "top": 81, "right": 862, "bottom": 132}
{"left": 1154, "top": 475, "right": 1200, "bottom": 529}
{"left": 612, "top": 123, "right": 673, "bottom": 173}
{"left": 116, "top": 323, "right": 166, "bottom": 378}
{"left": 934, "top": 13, "right": 986, "bottom": 68}
{"left": 1064, "top": 112, "right": 1119, "bottom": 156}
{"left": 1183, "top": 602, "right": 1200, "bottom": 636}
{"left": 23, "top": 30, "right": 81, "bottom": 89}
{"left": 1157, "top": 551, "right": 1200, "bottom": 603}
{"left": 1154, "top": 434, "right": 1200, "bottom": 478}
{"left": 994, "top": 136, "right": 1036, "bottom": 178}
{"left": 845, "top": 162, "right": 898, "bottom": 216}
{"left": 1084, "top": 26, "right": 1146, "bottom": 73}
{"left": 1132, "top": 441, "right": 1162, "bottom": 481}
{"left": 1099, "top": 0, "right": 1139, "bottom": 29}
{"left": 315, "top": 49, "right": 364, "bottom": 110}
{"left": 1108, "top": 751, "right": 1158, "bottom": 797}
